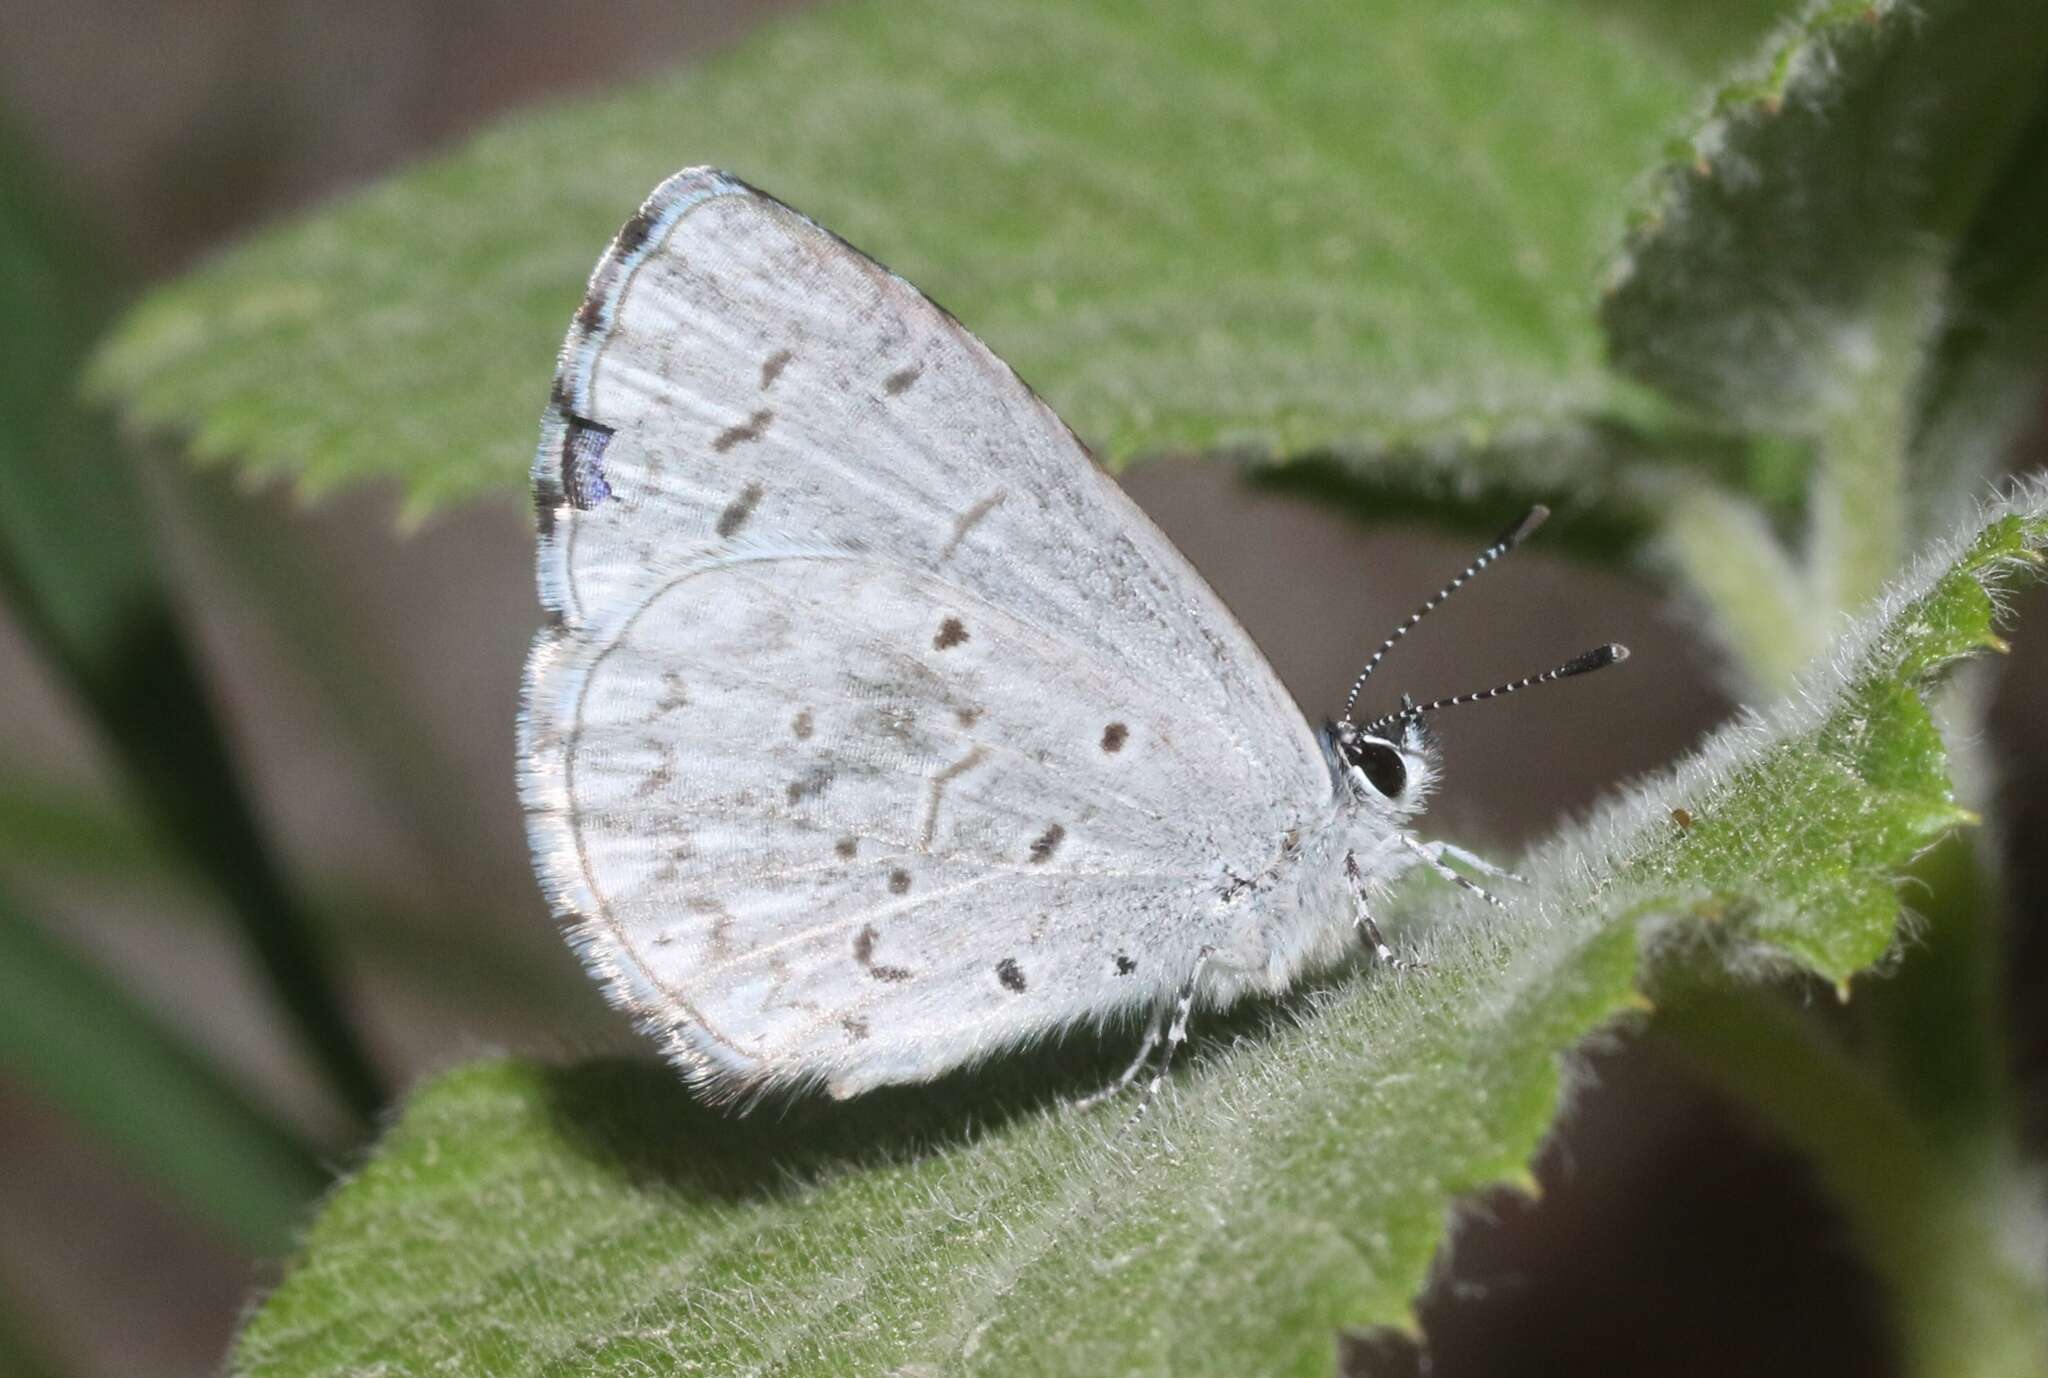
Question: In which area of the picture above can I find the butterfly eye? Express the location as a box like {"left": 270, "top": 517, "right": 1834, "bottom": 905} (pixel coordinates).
{"left": 1351, "top": 740, "right": 1408, "bottom": 799}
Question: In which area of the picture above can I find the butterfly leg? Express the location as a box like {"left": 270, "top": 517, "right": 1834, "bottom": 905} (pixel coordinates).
{"left": 1072, "top": 1006, "right": 1165, "bottom": 1111}
{"left": 1346, "top": 851, "right": 1425, "bottom": 970}
{"left": 1423, "top": 839, "right": 1527, "bottom": 886}
{"left": 1121, "top": 949, "right": 1214, "bottom": 1137}
{"left": 1400, "top": 834, "right": 1509, "bottom": 909}
{"left": 1147, "top": 949, "right": 1211, "bottom": 1094}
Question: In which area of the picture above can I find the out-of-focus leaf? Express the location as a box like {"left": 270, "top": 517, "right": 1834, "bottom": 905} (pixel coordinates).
{"left": 0, "top": 780, "right": 191, "bottom": 884}
{"left": 1601, "top": 0, "right": 2048, "bottom": 437}
{"left": 0, "top": 1292, "right": 72, "bottom": 1378}
{"left": 1245, "top": 414, "right": 1795, "bottom": 566}
{"left": 1911, "top": 84, "right": 2048, "bottom": 528}
{"left": 0, "top": 125, "right": 384, "bottom": 1123}
{"left": 1653, "top": 977, "right": 2044, "bottom": 1378}
{"left": 93, "top": 0, "right": 1790, "bottom": 522}
{"left": 0, "top": 887, "right": 325, "bottom": 1252}
{"left": 0, "top": 778, "right": 585, "bottom": 1030}
{"left": 1602, "top": 0, "right": 2048, "bottom": 685}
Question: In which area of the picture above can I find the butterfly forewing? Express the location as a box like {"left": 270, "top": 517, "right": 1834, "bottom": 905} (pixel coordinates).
{"left": 521, "top": 168, "right": 1326, "bottom": 1098}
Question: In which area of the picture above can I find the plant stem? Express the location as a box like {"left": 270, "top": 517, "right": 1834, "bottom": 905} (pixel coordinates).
{"left": 1660, "top": 489, "right": 1819, "bottom": 695}
{"left": 1653, "top": 984, "right": 2047, "bottom": 1378}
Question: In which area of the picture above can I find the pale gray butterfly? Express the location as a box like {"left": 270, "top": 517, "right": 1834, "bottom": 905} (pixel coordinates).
{"left": 519, "top": 167, "right": 1626, "bottom": 1106}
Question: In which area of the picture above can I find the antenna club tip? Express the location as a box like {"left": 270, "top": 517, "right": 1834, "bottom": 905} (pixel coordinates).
{"left": 1560, "top": 643, "right": 1629, "bottom": 676}
{"left": 1502, "top": 504, "right": 1551, "bottom": 547}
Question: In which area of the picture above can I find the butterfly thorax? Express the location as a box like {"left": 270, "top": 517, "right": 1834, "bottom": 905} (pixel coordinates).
{"left": 1198, "top": 717, "right": 1443, "bottom": 1002}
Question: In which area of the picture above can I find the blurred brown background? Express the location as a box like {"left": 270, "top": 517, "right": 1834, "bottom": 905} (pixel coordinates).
{"left": 0, "top": 3, "right": 2041, "bottom": 1375}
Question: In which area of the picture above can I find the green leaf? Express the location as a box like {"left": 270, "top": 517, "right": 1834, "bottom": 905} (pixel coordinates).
{"left": 1243, "top": 413, "right": 1799, "bottom": 567}
{"left": 227, "top": 483, "right": 2048, "bottom": 1376}
{"left": 0, "top": 779, "right": 194, "bottom": 885}
{"left": 1601, "top": 0, "right": 2048, "bottom": 436}
{"left": 1600, "top": 0, "right": 2048, "bottom": 685}
{"left": 0, "top": 887, "right": 326, "bottom": 1253}
{"left": 91, "top": 0, "right": 1788, "bottom": 521}
{"left": 0, "top": 124, "right": 386, "bottom": 1125}
{"left": 0, "top": 131, "right": 156, "bottom": 672}
{"left": 1912, "top": 80, "right": 2048, "bottom": 527}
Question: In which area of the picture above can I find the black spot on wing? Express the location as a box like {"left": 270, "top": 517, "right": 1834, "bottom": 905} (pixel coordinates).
{"left": 655, "top": 671, "right": 689, "bottom": 713}
{"left": 934, "top": 617, "right": 968, "bottom": 650}
{"left": 888, "top": 868, "right": 911, "bottom": 894}
{"left": 686, "top": 896, "right": 736, "bottom": 962}
{"left": 713, "top": 409, "right": 774, "bottom": 453}
{"left": 1115, "top": 953, "right": 1137, "bottom": 976}
{"left": 1101, "top": 722, "right": 1128, "bottom": 753}
{"left": 1028, "top": 823, "right": 1065, "bottom": 864}
{"left": 792, "top": 708, "right": 814, "bottom": 740}
{"left": 996, "top": 958, "right": 1026, "bottom": 993}
{"left": 633, "top": 759, "right": 675, "bottom": 799}
{"left": 786, "top": 765, "right": 834, "bottom": 804}
{"left": 716, "top": 481, "right": 764, "bottom": 537}
{"left": 760, "top": 348, "right": 794, "bottom": 390}
{"left": 885, "top": 363, "right": 923, "bottom": 395}
{"left": 853, "top": 924, "right": 913, "bottom": 983}
{"left": 835, "top": 836, "right": 859, "bottom": 859}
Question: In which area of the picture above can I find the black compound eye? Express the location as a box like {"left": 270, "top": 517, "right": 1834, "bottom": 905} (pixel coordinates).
{"left": 1351, "top": 740, "right": 1408, "bottom": 798}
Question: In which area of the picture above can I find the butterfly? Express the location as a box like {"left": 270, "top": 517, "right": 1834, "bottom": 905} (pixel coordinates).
{"left": 519, "top": 168, "right": 1625, "bottom": 1105}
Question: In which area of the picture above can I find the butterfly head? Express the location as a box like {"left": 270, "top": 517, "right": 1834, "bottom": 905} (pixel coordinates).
{"left": 1325, "top": 709, "right": 1439, "bottom": 816}
{"left": 1325, "top": 505, "right": 1631, "bottom": 820}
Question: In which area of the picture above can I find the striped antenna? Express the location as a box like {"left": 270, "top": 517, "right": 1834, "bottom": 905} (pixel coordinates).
{"left": 1340, "top": 505, "right": 1551, "bottom": 723}
{"left": 1359, "top": 643, "right": 1628, "bottom": 736}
